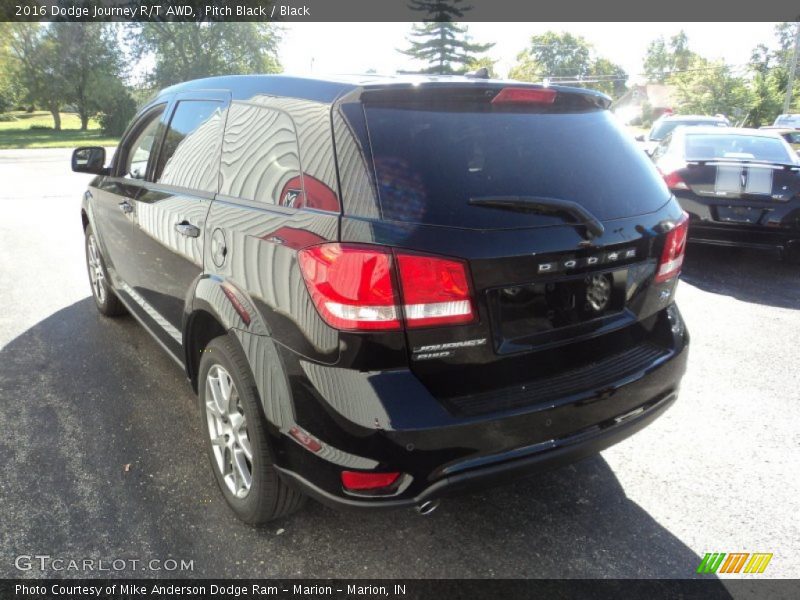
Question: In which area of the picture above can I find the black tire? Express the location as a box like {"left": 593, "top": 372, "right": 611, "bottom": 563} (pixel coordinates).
{"left": 84, "top": 225, "right": 126, "bottom": 317}
{"left": 198, "top": 335, "right": 305, "bottom": 524}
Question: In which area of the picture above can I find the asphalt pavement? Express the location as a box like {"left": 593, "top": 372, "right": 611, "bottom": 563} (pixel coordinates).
{"left": 0, "top": 148, "right": 798, "bottom": 581}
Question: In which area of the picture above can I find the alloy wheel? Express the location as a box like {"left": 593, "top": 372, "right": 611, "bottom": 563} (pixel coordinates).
{"left": 205, "top": 364, "right": 253, "bottom": 498}
{"left": 87, "top": 234, "right": 107, "bottom": 304}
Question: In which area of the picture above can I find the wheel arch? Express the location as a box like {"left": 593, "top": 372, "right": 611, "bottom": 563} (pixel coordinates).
{"left": 184, "top": 275, "right": 271, "bottom": 393}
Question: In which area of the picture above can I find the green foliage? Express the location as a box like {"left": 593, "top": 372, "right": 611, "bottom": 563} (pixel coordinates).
{"left": 591, "top": 57, "right": 628, "bottom": 98}
{"left": 8, "top": 23, "right": 127, "bottom": 131}
{"left": 97, "top": 86, "right": 138, "bottom": 136}
{"left": 128, "top": 23, "right": 282, "bottom": 89}
{"left": 400, "top": 21, "right": 494, "bottom": 75}
{"left": 668, "top": 57, "right": 751, "bottom": 122}
{"left": 509, "top": 31, "right": 628, "bottom": 99}
{"left": 643, "top": 30, "right": 698, "bottom": 83}
{"left": 465, "top": 56, "right": 498, "bottom": 78}
{"left": 509, "top": 32, "right": 592, "bottom": 81}
{"left": 8, "top": 24, "right": 70, "bottom": 129}
{"left": 640, "top": 101, "right": 655, "bottom": 128}
{"left": 51, "top": 23, "right": 127, "bottom": 130}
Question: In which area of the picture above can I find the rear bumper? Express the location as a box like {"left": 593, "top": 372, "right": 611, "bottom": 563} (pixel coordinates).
{"left": 267, "top": 307, "right": 689, "bottom": 510}
{"left": 687, "top": 222, "right": 799, "bottom": 254}
{"left": 276, "top": 387, "right": 679, "bottom": 510}
{"left": 677, "top": 195, "right": 800, "bottom": 255}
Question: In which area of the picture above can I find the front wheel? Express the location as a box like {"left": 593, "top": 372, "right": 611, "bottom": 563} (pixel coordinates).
{"left": 84, "top": 226, "right": 126, "bottom": 317}
{"left": 198, "top": 335, "right": 305, "bottom": 524}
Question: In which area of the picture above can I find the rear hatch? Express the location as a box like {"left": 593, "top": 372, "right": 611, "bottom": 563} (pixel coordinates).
{"left": 341, "top": 84, "right": 684, "bottom": 414}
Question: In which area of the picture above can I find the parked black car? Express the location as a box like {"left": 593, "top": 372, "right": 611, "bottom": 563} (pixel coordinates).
{"left": 651, "top": 126, "right": 800, "bottom": 262}
{"left": 72, "top": 75, "right": 689, "bottom": 523}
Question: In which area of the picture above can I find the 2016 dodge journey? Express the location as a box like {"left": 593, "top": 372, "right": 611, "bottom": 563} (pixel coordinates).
{"left": 72, "top": 74, "right": 689, "bottom": 523}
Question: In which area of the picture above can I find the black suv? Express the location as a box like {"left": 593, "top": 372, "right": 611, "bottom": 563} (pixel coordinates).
{"left": 72, "top": 75, "right": 689, "bottom": 523}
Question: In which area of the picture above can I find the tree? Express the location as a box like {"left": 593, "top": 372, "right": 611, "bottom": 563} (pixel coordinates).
{"left": 669, "top": 57, "right": 751, "bottom": 122}
{"left": 8, "top": 24, "right": 69, "bottom": 130}
{"left": 0, "top": 24, "right": 22, "bottom": 112}
{"left": 465, "top": 56, "right": 498, "bottom": 78}
{"left": 50, "top": 23, "right": 126, "bottom": 130}
{"left": 127, "top": 23, "right": 281, "bottom": 90}
{"left": 747, "top": 71, "right": 783, "bottom": 126}
{"left": 643, "top": 30, "right": 698, "bottom": 83}
{"left": 509, "top": 32, "right": 593, "bottom": 81}
{"left": 509, "top": 32, "right": 628, "bottom": 99}
{"left": 400, "top": 21, "right": 494, "bottom": 74}
{"left": 590, "top": 57, "right": 628, "bottom": 98}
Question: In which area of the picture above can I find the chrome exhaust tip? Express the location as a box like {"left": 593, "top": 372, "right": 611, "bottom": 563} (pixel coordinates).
{"left": 415, "top": 500, "right": 440, "bottom": 516}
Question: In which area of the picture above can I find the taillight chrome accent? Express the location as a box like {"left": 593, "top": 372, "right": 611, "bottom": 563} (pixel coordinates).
{"left": 655, "top": 212, "right": 690, "bottom": 283}
{"left": 297, "top": 244, "right": 476, "bottom": 332}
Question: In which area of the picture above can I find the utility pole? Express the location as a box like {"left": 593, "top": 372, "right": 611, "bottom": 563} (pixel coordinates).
{"left": 783, "top": 22, "right": 800, "bottom": 113}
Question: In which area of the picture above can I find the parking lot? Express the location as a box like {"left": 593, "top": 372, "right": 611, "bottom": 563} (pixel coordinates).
{"left": 0, "top": 148, "right": 798, "bottom": 580}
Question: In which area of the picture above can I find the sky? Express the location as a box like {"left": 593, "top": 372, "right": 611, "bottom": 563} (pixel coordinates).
{"left": 278, "top": 22, "right": 781, "bottom": 83}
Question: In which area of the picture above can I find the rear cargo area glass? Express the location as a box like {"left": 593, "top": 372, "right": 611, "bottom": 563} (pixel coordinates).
{"left": 364, "top": 108, "right": 669, "bottom": 229}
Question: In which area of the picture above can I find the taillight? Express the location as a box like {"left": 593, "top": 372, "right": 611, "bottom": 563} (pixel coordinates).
{"left": 491, "top": 87, "right": 557, "bottom": 105}
{"left": 297, "top": 244, "right": 400, "bottom": 330}
{"left": 341, "top": 470, "right": 400, "bottom": 492}
{"left": 297, "top": 244, "right": 476, "bottom": 331}
{"left": 655, "top": 213, "right": 689, "bottom": 283}
{"left": 396, "top": 254, "right": 474, "bottom": 328}
{"left": 662, "top": 170, "right": 689, "bottom": 191}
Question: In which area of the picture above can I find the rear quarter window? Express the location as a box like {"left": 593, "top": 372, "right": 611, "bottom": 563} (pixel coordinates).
{"left": 220, "top": 103, "right": 302, "bottom": 206}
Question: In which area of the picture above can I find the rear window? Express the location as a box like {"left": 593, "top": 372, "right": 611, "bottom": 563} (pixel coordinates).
{"left": 684, "top": 133, "right": 795, "bottom": 163}
{"left": 649, "top": 119, "right": 726, "bottom": 141}
{"left": 363, "top": 107, "right": 669, "bottom": 229}
{"left": 774, "top": 115, "right": 800, "bottom": 127}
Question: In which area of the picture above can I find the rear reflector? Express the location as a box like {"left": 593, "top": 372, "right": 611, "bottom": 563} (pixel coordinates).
{"left": 655, "top": 212, "right": 689, "bottom": 283}
{"left": 298, "top": 244, "right": 476, "bottom": 331}
{"left": 492, "top": 87, "right": 557, "bottom": 105}
{"left": 341, "top": 471, "right": 400, "bottom": 491}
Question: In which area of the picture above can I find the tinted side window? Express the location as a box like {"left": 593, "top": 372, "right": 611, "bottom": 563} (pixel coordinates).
{"left": 155, "top": 100, "right": 224, "bottom": 193}
{"left": 122, "top": 107, "right": 165, "bottom": 180}
{"left": 220, "top": 102, "right": 301, "bottom": 206}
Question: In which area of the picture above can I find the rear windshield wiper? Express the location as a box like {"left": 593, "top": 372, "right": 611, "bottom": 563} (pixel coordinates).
{"left": 468, "top": 196, "right": 605, "bottom": 239}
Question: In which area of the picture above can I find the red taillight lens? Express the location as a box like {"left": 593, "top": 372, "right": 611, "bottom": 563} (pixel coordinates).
{"left": 297, "top": 244, "right": 400, "bottom": 330}
{"left": 655, "top": 213, "right": 689, "bottom": 283}
{"left": 396, "top": 254, "right": 474, "bottom": 328}
{"left": 341, "top": 471, "right": 400, "bottom": 491}
{"left": 492, "top": 87, "right": 557, "bottom": 105}
{"left": 298, "top": 244, "right": 476, "bottom": 331}
{"left": 662, "top": 170, "right": 689, "bottom": 191}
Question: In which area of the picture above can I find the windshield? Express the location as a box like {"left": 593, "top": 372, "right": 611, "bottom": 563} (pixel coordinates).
{"left": 649, "top": 119, "right": 726, "bottom": 141}
{"left": 684, "top": 133, "right": 795, "bottom": 163}
{"left": 363, "top": 107, "right": 669, "bottom": 229}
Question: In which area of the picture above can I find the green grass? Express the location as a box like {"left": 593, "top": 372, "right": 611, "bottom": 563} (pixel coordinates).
{"left": 0, "top": 111, "right": 119, "bottom": 149}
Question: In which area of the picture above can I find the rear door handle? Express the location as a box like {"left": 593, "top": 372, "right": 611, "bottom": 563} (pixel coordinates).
{"left": 175, "top": 221, "right": 201, "bottom": 238}
{"left": 118, "top": 200, "right": 133, "bottom": 214}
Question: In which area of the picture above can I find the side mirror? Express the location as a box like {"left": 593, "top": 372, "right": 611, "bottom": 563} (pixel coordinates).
{"left": 635, "top": 134, "right": 645, "bottom": 142}
{"left": 72, "top": 147, "right": 109, "bottom": 175}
